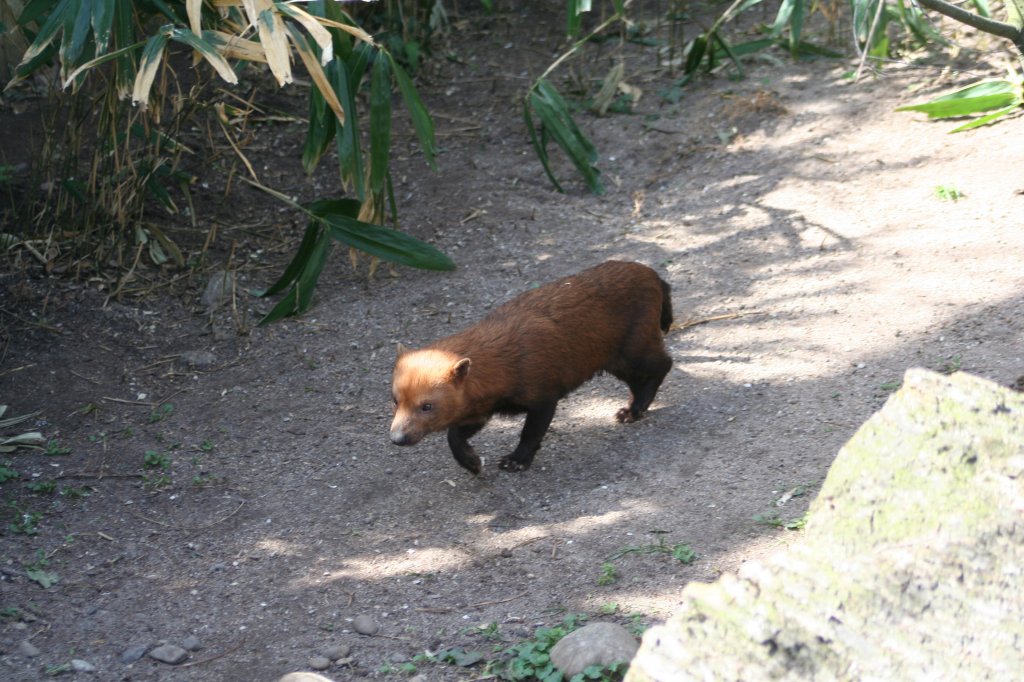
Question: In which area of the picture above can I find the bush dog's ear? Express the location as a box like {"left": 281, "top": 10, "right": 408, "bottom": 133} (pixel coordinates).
{"left": 451, "top": 358, "right": 471, "bottom": 385}
{"left": 396, "top": 342, "right": 409, "bottom": 357}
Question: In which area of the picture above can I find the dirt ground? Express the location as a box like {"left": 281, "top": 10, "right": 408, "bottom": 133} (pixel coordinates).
{"left": 2, "top": 3, "right": 1024, "bottom": 681}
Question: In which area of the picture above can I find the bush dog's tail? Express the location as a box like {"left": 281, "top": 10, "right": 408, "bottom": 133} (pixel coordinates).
{"left": 659, "top": 278, "right": 673, "bottom": 333}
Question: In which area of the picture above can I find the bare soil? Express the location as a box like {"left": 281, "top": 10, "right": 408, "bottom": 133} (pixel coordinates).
{"left": 2, "top": 5, "right": 1024, "bottom": 681}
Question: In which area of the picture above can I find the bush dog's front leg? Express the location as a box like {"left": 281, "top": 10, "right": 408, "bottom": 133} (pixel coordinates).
{"left": 447, "top": 422, "right": 486, "bottom": 474}
{"left": 499, "top": 402, "right": 558, "bottom": 472}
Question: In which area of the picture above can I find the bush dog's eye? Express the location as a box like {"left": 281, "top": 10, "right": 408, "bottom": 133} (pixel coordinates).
{"left": 421, "top": 403, "right": 433, "bottom": 412}
{"left": 392, "top": 395, "right": 398, "bottom": 406}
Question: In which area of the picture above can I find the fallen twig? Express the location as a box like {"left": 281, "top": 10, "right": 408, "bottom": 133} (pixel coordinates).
{"left": 469, "top": 592, "right": 527, "bottom": 609}
{"left": 671, "top": 311, "right": 760, "bottom": 332}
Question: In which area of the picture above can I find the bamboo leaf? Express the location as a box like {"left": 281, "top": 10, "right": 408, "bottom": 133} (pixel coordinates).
{"left": 523, "top": 99, "right": 565, "bottom": 193}
{"left": 330, "top": 56, "right": 364, "bottom": 199}
{"left": 896, "top": 80, "right": 1019, "bottom": 118}
{"left": 287, "top": 23, "right": 344, "bottom": 124}
{"left": 17, "top": 0, "right": 71, "bottom": 70}
{"left": 684, "top": 34, "right": 708, "bottom": 75}
{"left": 63, "top": 0, "right": 91, "bottom": 67}
{"left": 369, "top": 54, "right": 392, "bottom": 195}
{"left": 204, "top": 30, "right": 267, "bottom": 62}
{"left": 91, "top": 0, "right": 114, "bottom": 53}
{"left": 948, "top": 104, "right": 1020, "bottom": 132}
{"left": 258, "top": 6, "right": 292, "bottom": 85}
{"left": 186, "top": 0, "right": 201, "bottom": 36}
{"left": 131, "top": 29, "right": 170, "bottom": 108}
{"left": 258, "top": 227, "right": 332, "bottom": 324}
{"left": 528, "top": 78, "right": 603, "bottom": 194}
{"left": 256, "top": 221, "right": 323, "bottom": 296}
{"left": 274, "top": 1, "right": 333, "bottom": 64}
{"left": 302, "top": 82, "right": 337, "bottom": 173}
{"left": 311, "top": 199, "right": 455, "bottom": 271}
{"left": 168, "top": 27, "right": 239, "bottom": 83}
{"left": 63, "top": 39, "right": 145, "bottom": 86}
{"left": 387, "top": 52, "right": 436, "bottom": 168}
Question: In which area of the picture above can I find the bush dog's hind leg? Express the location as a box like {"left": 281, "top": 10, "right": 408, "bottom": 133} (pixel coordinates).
{"left": 614, "top": 352, "right": 673, "bottom": 423}
{"left": 499, "top": 402, "right": 558, "bottom": 472}
{"left": 447, "top": 422, "right": 487, "bottom": 474}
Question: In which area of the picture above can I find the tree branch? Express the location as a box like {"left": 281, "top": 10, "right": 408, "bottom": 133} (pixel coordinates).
{"left": 916, "top": 0, "right": 1024, "bottom": 49}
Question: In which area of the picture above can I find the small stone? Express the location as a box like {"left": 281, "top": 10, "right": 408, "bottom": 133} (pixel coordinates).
{"left": 148, "top": 643, "right": 189, "bottom": 665}
{"left": 179, "top": 350, "right": 217, "bottom": 369}
{"left": 121, "top": 644, "right": 149, "bottom": 664}
{"left": 309, "top": 655, "right": 332, "bottom": 670}
{"left": 71, "top": 659, "right": 96, "bottom": 673}
{"left": 278, "top": 674, "right": 336, "bottom": 682}
{"left": 201, "top": 270, "right": 235, "bottom": 311}
{"left": 549, "top": 622, "right": 639, "bottom": 678}
{"left": 18, "top": 640, "right": 40, "bottom": 658}
{"left": 352, "top": 614, "right": 379, "bottom": 636}
{"left": 181, "top": 635, "right": 202, "bottom": 651}
{"left": 323, "top": 644, "right": 350, "bottom": 660}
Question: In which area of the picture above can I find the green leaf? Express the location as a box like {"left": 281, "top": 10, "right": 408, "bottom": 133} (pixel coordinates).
{"left": 684, "top": 34, "right": 708, "bottom": 75}
{"left": 388, "top": 53, "right": 436, "bottom": 168}
{"left": 369, "top": 55, "right": 393, "bottom": 195}
{"left": 523, "top": 98, "right": 564, "bottom": 193}
{"left": 16, "top": 0, "right": 72, "bottom": 73}
{"left": 257, "top": 221, "right": 324, "bottom": 297}
{"left": 896, "top": 80, "right": 1020, "bottom": 118}
{"left": 259, "top": 228, "right": 332, "bottom": 324}
{"left": 329, "top": 57, "right": 365, "bottom": 199}
{"left": 26, "top": 567, "right": 60, "bottom": 589}
{"left": 169, "top": 28, "right": 239, "bottom": 84}
{"left": 302, "top": 78, "right": 337, "bottom": 173}
{"left": 949, "top": 104, "right": 1020, "bottom": 132}
{"left": 311, "top": 198, "right": 455, "bottom": 271}
{"left": 528, "top": 78, "right": 603, "bottom": 194}
{"left": 90, "top": 0, "right": 114, "bottom": 53}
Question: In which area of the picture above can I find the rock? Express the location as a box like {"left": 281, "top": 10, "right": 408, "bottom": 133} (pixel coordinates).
{"left": 626, "top": 370, "right": 1024, "bottom": 682}
{"left": 18, "top": 640, "right": 40, "bottom": 658}
{"left": 278, "top": 673, "right": 336, "bottom": 682}
{"left": 121, "top": 644, "right": 149, "bottom": 664}
{"left": 147, "top": 643, "right": 189, "bottom": 665}
{"left": 323, "top": 644, "right": 350, "bottom": 660}
{"left": 181, "top": 635, "right": 202, "bottom": 651}
{"left": 179, "top": 351, "right": 217, "bottom": 369}
{"left": 550, "top": 622, "right": 638, "bottom": 678}
{"left": 71, "top": 659, "right": 96, "bottom": 673}
{"left": 308, "top": 655, "right": 331, "bottom": 670}
{"left": 352, "top": 614, "right": 379, "bottom": 636}
{"left": 201, "top": 270, "right": 235, "bottom": 311}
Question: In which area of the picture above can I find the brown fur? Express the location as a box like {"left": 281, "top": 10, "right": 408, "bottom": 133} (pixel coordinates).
{"left": 390, "top": 261, "right": 673, "bottom": 474}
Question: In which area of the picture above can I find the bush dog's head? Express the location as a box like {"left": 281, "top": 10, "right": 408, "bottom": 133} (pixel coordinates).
{"left": 390, "top": 343, "right": 471, "bottom": 446}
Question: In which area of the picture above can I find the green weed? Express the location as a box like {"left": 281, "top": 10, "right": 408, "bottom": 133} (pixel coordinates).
{"left": 754, "top": 512, "right": 808, "bottom": 531}
{"left": 0, "top": 463, "right": 18, "bottom": 484}
{"left": 143, "top": 451, "right": 170, "bottom": 470}
{"left": 148, "top": 403, "right": 175, "bottom": 423}
{"left": 26, "top": 480, "right": 56, "bottom": 494}
{"left": 597, "top": 562, "right": 619, "bottom": 586}
{"left": 142, "top": 474, "right": 172, "bottom": 490}
{"left": 934, "top": 185, "right": 965, "bottom": 202}
{"left": 24, "top": 550, "right": 59, "bottom": 589}
{"left": 8, "top": 504, "right": 41, "bottom": 535}
{"left": 608, "top": 538, "right": 696, "bottom": 565}
{"left": 44, "top": 440, "right": 71, "bottom": 456}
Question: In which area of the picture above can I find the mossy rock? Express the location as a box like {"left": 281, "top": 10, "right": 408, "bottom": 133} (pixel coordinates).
{"left": 627, "top": 369, "right": 1024, "bottom": 681}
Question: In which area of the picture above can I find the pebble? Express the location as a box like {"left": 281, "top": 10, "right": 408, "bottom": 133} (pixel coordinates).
{"left": 549, "top": 622, "right": 639, "bottom": 678}
{"left": 18, "top": 640, "right": 40, "bottom": 658}
{"left": 309, "top": 655, "right": 332, "bottom": 670}
{"left": 71, "top": 659, "right": 96, "bottom": 673}
{"left": 201, "top": 270, "right": 235, "bottom": 311}
{"left": 121, "top": 644, "right": 149, "bottom": 664}
{"left": 148, "top": 643, "right": 189, "bottom": 665}
{"left": 323, "top": 644, "right": 350, "bottom": 659}
{"left": 278, "top": 674, "right": 336, "bottom": 682}
{"left": 180, "top": 350, "right": 217, "bottom": 369}
{"left": 352, "top": 614, "right": 379, "bottom": 636}
{"left": 181, "top": 635, "right": 203, "bottom": 651}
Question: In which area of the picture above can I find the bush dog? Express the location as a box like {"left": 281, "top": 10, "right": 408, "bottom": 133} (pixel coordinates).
{"left": 389, "top": 260, "right": 673, "bottom": 474}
